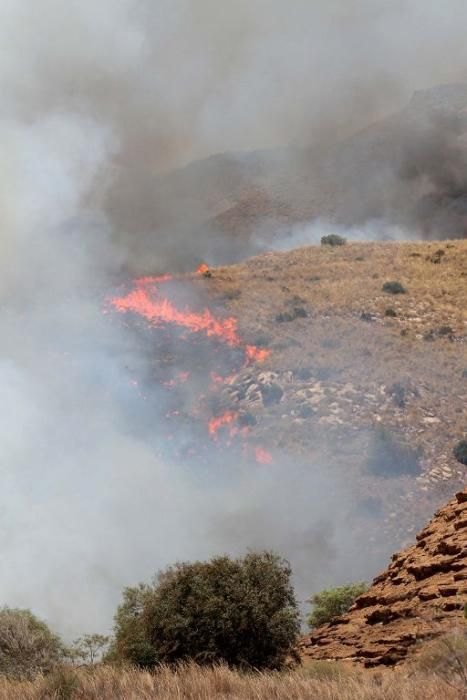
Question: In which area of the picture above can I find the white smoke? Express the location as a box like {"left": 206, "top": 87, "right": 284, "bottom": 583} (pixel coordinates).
{"left": 0, "top": 0, "right": 466, "bottom": 637}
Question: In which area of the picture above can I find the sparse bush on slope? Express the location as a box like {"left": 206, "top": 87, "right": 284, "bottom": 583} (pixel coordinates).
{"left": 307, "top": 583, "right": 368, "bottom": 628}
{"left": 453, "top": 439, "right": 467, "bottom": 466}
{"left": 0, "top": 607, "right": 63, "bottom": 680}
{"left": 321, "top": 233, "right": 347, "bottom": 246}
{"left": 365, "top": 426, "right": 422, "bottom": 477}
{"left": 382, "top": 280, "right": 407, "bottom": 294}
{"left": 111, "top": 552, "right": 300, "bottom": 670}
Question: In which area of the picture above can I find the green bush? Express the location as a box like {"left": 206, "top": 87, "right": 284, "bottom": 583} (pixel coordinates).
{"left": 320, "top": 234, "right": 347, "bottom": 247}
{"left": 382, "top": 281, "right": 407, "bottom": 294}
{"left": 275, "top": 307, "right": 307, "bottom": 323}
{"left": 111, "top": 552, "right": 300, "bottom": 670}
{"left": 365, "top": 426, "right": 421, "bottom": 477}
{"left": 0, "top": 607, "right": 63, "bottom": 680}
{"left": 307, "top": 583, "right": 368, "bottom": 628}
{"left": 453, "top": 439, "right": 467, "bottom": 466}
{"left": 106, "top": 584, "right": 156, "bottom": 667}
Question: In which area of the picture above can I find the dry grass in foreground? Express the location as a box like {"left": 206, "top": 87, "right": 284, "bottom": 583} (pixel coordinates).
{"left": 0, "top": 663, "right": 465, "bottom": 700}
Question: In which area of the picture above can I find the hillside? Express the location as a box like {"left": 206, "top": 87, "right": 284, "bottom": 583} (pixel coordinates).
{"left": 300, "top": 488, "right": 467, "bottom": 667}
{"left": 188, "top": 239, "right": 466, "bottom": 550}
{"left": 124, "top": 82, "right": 467, "bottom": 272}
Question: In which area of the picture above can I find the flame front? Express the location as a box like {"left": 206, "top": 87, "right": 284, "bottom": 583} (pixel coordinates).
{"left": 208, "top": 411, "right": 239, "bottom": 439}
{"left": 109, "top": 271, "right": 273, "bottom": 464}
{"left": 110, "top": 275, "right": 269, "bottom": 362}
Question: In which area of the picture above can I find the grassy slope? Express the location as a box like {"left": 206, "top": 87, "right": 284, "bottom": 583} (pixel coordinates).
{"left": 194, "top": 239, "right": 467, "bottom": 546}
{"left": 0, "top": 662, "right": 462, "bottom": 700}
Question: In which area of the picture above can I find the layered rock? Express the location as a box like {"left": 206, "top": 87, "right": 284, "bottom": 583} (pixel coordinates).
{"left": 300, "top": 489, "right": 467, "bottom": 667}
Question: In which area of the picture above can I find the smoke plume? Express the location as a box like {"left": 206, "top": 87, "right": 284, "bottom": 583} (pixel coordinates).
{"left": 1, "top": 0, "right": 467, "bottom": 636}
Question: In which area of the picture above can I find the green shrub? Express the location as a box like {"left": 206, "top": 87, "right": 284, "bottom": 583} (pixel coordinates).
{"left": 111, "top": 552, "right": 300, "bottom": 670}
{"left": 365, "top": 426, "right": 421, "bottom": 477}
{"left": 453, "top": 439, "right": 467, "bottom": 466}
{"left": 106, "top": 584, "right": 156, "bottom": 667}
{"left": 259, "top": 382, "right": 284, "bottom": 405}
{"left": 320, "top": 234, "right": 347, "bottom": 247}
{"left": 382, "top": 281, "right": 407, "bottom": 294}
{"left": 385, "top": 308, "right": 397, "bottom": 317}
{"left": 275, "top": 307, "right": 307, "bottom": 323}
{"left": 237, "top": 411, "right": 257, "bottom": 428}
{"left": 0, "top": 607, "right": 63, "bottom": 680}
{"left": 307, "top": 583, "right": 368, "bottom": 629}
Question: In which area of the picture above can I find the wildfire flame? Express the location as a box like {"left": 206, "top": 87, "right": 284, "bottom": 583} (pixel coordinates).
{"left": 208, "top": 411, "right": 239, "bottom": 439}
{"left": 110, "top": 275, "right": 269, "bottom": 363}
{"left": 254, "top": 447, "right": 273, "bottom": 465}
{"left": 109, "top": 270, "right": 273, "bottom": 464}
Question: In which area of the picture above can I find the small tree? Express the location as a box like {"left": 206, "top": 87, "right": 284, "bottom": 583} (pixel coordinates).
{"left": 69, "top": 634, "right": 110, "bottom": 665}
{"left": 307, "top": 583, "right": 368, "bottom": 629}
{"left": 111, "top": 552, "right": 300, "bottom": 670}
{"left": 106, "top": 584, "right": 156, "bottom": 667}
{"left": 0, "top": 607, "right": 63, "bottom": 680}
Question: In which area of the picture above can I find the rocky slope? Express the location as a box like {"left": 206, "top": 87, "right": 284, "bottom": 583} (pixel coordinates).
{"left": 200, "top": 239, "right": 467, "bottom": 550}
{"left": 299, "top": 489, "right": 467, "bottom": 667}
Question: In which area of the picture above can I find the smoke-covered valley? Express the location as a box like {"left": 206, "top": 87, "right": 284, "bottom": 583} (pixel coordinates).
{"left": 1, "top": 1, "right": 467, "bottom": 637}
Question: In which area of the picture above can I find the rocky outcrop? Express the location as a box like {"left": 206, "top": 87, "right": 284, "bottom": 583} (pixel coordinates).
{"left": 300, "top": 489, "right": 467, "bottom": 667}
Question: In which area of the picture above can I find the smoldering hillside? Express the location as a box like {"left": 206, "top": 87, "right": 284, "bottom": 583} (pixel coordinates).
{"left": 1, "top": 0, "right": 467, "bottom": 637}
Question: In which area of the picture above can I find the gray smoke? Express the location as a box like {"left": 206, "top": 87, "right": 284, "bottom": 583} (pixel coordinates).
{"left": 1, "top": 0, "right": 467, "bottom": 637}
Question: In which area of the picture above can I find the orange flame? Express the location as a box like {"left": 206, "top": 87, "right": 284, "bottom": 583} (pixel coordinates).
{"left": 110, "top": 276, "right": 270, "bottom": 363}
{"left": 208, "top": 411, "right": 239, "bottom": 439}
{"left": 196, "top": 263, "right": 210, "bottom": 274}
{"left": 255, "top": 447, "right": 273, "bottom": 465}
{"left": 163, "top": 371, "right": 190, "bottom": 387}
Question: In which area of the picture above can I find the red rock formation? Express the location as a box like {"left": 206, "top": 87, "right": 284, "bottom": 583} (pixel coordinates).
{"left": 300, "top": 490, "right": 467, "bottom": 667}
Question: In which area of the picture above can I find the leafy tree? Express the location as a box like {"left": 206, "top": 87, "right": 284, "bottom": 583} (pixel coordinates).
{"left": 106, "top": 584, "right": 157, "bottom": 667}
{"left": 69, "top": 633, "right": 110, "bottom": 665}
{"left": 111, "top": 552, "right": 300, "bottom": 670}
{"left": 307, "top": 582, "right": 368, "bottom": 629}
{"left": 0, "top": 607, "right": 63, "bottom": 680}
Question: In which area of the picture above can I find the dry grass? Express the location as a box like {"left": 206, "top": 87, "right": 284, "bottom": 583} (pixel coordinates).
{"left": 189, "top": 239, "right": 467, "bottom": 546}
{"left": 0, "top": 663, "right": 464, "bottom": 700}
